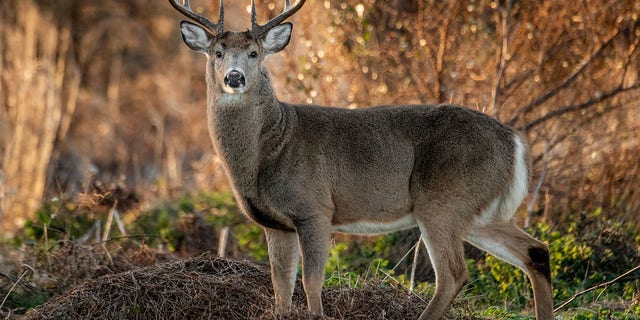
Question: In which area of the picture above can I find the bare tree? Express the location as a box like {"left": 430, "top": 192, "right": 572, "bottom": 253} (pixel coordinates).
{"left": 0, "top": 0, "right": 79, "bottom": 236}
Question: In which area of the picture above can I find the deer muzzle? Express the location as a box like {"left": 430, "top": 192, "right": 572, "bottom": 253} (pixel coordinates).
{"left": 224, "top": 70, "right": 246, "bottom": 89}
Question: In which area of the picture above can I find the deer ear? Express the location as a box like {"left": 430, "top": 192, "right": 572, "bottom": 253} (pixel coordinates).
{"left": 261, "top": 23, "right": 292, "bottom": 55}
{"left": 180, "top": 21, "right": 213, "bottom": 54}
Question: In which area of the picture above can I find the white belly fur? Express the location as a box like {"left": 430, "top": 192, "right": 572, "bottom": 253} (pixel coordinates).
{"left": 333, "top": 215, "right": 417, "bottom": 235}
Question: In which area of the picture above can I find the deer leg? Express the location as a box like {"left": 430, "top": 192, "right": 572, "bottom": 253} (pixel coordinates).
{"left": 466, "top": 222, "right": 554, "bottom": 320}
{"left": 416, "top": 220, "right": 469, "bottom": 320}
{"left": 265, "top": 228, "right": 300, "bottom": 311}
{"left": 296, "top": 217, "right": 331, "bottom": 315}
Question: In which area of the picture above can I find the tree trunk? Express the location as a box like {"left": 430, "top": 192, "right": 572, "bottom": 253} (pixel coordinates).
{"left": 0, "top": 0, "right": 78, "bottom": 238}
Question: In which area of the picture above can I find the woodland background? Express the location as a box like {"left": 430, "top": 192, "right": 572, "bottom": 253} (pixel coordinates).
{"left": 1, "top": 0, "right": 640, "bottom": 318}
{"left": 2, "top": 0, "right": 640, "bottom": 234}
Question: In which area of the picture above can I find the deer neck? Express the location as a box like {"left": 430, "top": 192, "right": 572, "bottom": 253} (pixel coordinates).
{"left": 205, "top": 67, "right": 289, "bottom": 196}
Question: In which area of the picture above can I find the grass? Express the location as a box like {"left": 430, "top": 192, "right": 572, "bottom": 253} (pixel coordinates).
{"left": 1, "top": 191, "right": 639, "bottom": 319}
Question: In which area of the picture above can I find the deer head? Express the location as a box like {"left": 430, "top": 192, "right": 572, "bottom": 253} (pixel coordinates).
{"left": 169, "top": 0, "right": 305, "bottom": 94}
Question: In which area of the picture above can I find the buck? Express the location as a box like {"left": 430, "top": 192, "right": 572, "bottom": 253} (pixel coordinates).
{"left": 168, "top": 0, "right": 553, "bottom": 319}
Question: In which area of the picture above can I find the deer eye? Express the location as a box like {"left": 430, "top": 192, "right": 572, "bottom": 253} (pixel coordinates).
{"left": 249, "top": 51, "right": 258, "bottom": 58}
{"left": 215, "top": 51, "right": 223, "bottom": 59}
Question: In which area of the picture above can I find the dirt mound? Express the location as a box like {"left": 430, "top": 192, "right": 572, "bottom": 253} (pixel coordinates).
{"left": 20, "top": 254, "right": 464, "bottom": 320}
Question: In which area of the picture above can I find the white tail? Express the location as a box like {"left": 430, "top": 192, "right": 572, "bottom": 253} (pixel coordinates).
{"left": 169, "top": 1, "right": 553, "bottom": 319}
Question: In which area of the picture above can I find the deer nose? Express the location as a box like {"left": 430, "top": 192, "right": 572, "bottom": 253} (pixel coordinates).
{"left": 224, "top": 70, "right": 246, "bottom": 88}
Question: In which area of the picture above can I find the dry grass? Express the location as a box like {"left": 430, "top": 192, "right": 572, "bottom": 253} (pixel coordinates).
{"left": 17, "top": 252, "right": 477, "bottom": 320}
{"left": 23, "top": 254, "right": 274, "bottom": 320}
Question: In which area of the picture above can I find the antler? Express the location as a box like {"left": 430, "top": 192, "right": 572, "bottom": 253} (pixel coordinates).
{"left": 251, "top": 0, "right": 306, "bottom": 38}
{"left": 168, "top": 0, "right": 224, "bottom": 35}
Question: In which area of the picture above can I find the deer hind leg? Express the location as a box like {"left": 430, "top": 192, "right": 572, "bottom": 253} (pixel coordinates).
{"left": 466, "top": 221, "right": 554, "bottom": 320}
{"left": 416, "top": 219, "right": 470, "bottom": 320}
{"left": 265, "top": 228, "right": 300, "bottom": 311}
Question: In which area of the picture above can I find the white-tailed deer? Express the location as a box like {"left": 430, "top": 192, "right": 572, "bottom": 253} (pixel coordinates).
{"left": 168, "top": 0, "right": 553, "bottom": 319}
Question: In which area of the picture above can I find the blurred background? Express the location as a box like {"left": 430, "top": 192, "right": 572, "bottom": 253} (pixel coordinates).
{"left": 1, "top": 0, "right": 639, "bottom": 236}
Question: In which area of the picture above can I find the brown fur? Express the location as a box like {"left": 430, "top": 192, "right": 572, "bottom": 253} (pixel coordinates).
{"left": 170, "top": 1, "right": 553, "bottom": 319}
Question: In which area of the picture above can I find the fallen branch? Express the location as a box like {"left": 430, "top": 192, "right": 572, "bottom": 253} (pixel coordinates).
{"left": 553, "top": 263, "right": 640, "bottom": 312}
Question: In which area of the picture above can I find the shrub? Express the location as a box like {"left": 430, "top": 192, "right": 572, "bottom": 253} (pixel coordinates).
{"left": 467, "top": 210, "right": 640, "bottom": 314}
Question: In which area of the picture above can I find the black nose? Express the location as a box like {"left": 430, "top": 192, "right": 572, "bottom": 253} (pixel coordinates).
{"left": 224, "top": 70, "right": 246, "bottom": 88}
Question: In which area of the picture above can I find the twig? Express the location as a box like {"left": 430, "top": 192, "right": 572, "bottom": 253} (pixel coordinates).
{"left": 0, "top": 265, "right": 35, "bottom": 311}
{"left": 101, "top": 201, "right": 118, "bottom": 265}
{"left": 77, "top": 220, "right": 101, "bottom": 244}
{"left": 489, "top": 0, "right": 510, "bottom": 118}
{"left": 99, "top": 234, "right": 161, "bottom": 243}
{"left": 553, "top": 263, "right": 640, "bottom": 312}
{"left": 409, "top": 235, "right": 423, "bottom": 292}
{"left": 525, "top": 125, "right": 557, "bottom": 227}
{"left": 0, "top": 272, "right": 17, "bottom": 283}
{"left": 102, "top": 200, "right": 117, "bottom": 242}
{"left": 391, "top": 239, "right": 420, "bottom": 273}
{"left": 113, "top": 208, "right": 127, "bottom": 236}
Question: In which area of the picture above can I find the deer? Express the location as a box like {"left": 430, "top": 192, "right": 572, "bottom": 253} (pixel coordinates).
{"left": 168, "top": 0, "right": 554, "bottom": 319}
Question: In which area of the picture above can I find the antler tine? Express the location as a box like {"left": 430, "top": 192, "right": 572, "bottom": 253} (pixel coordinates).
{"left": 168, "top": 0, "right": 224, "bottom": 35}
{"left": 251, "top": 0, "right": 306, "bottom": 38}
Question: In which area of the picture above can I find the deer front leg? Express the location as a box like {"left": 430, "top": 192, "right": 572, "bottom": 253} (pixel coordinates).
{"left": 296, "top": 217, "right": 331, "bottom": 315}
{"left": 265, "top": 228, "right": 300, "bottom": 311}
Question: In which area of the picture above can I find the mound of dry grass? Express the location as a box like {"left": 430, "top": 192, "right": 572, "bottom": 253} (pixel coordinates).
{"left": 22, "top": 254, "right": 272, "bottom": 320}
{"left": 19, "top": 253, "right": 478, "bottom": 320}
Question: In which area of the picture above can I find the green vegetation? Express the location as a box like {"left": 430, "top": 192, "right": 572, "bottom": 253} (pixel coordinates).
{"left": 2, "top": 191, "right": 639, "bottom": 319}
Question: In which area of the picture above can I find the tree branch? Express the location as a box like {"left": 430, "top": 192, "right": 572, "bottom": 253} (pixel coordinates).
{"left": 489, "top": 0, "right": 510, "bottom": 118}
{"left": 554, "top": 263, "right": 640, "bottom": 312}
{"left": 508, "top": 25, "right": 629, "bottom": 126}
{"left": 522, "top": 83, "right": 640, "bottom": 132}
